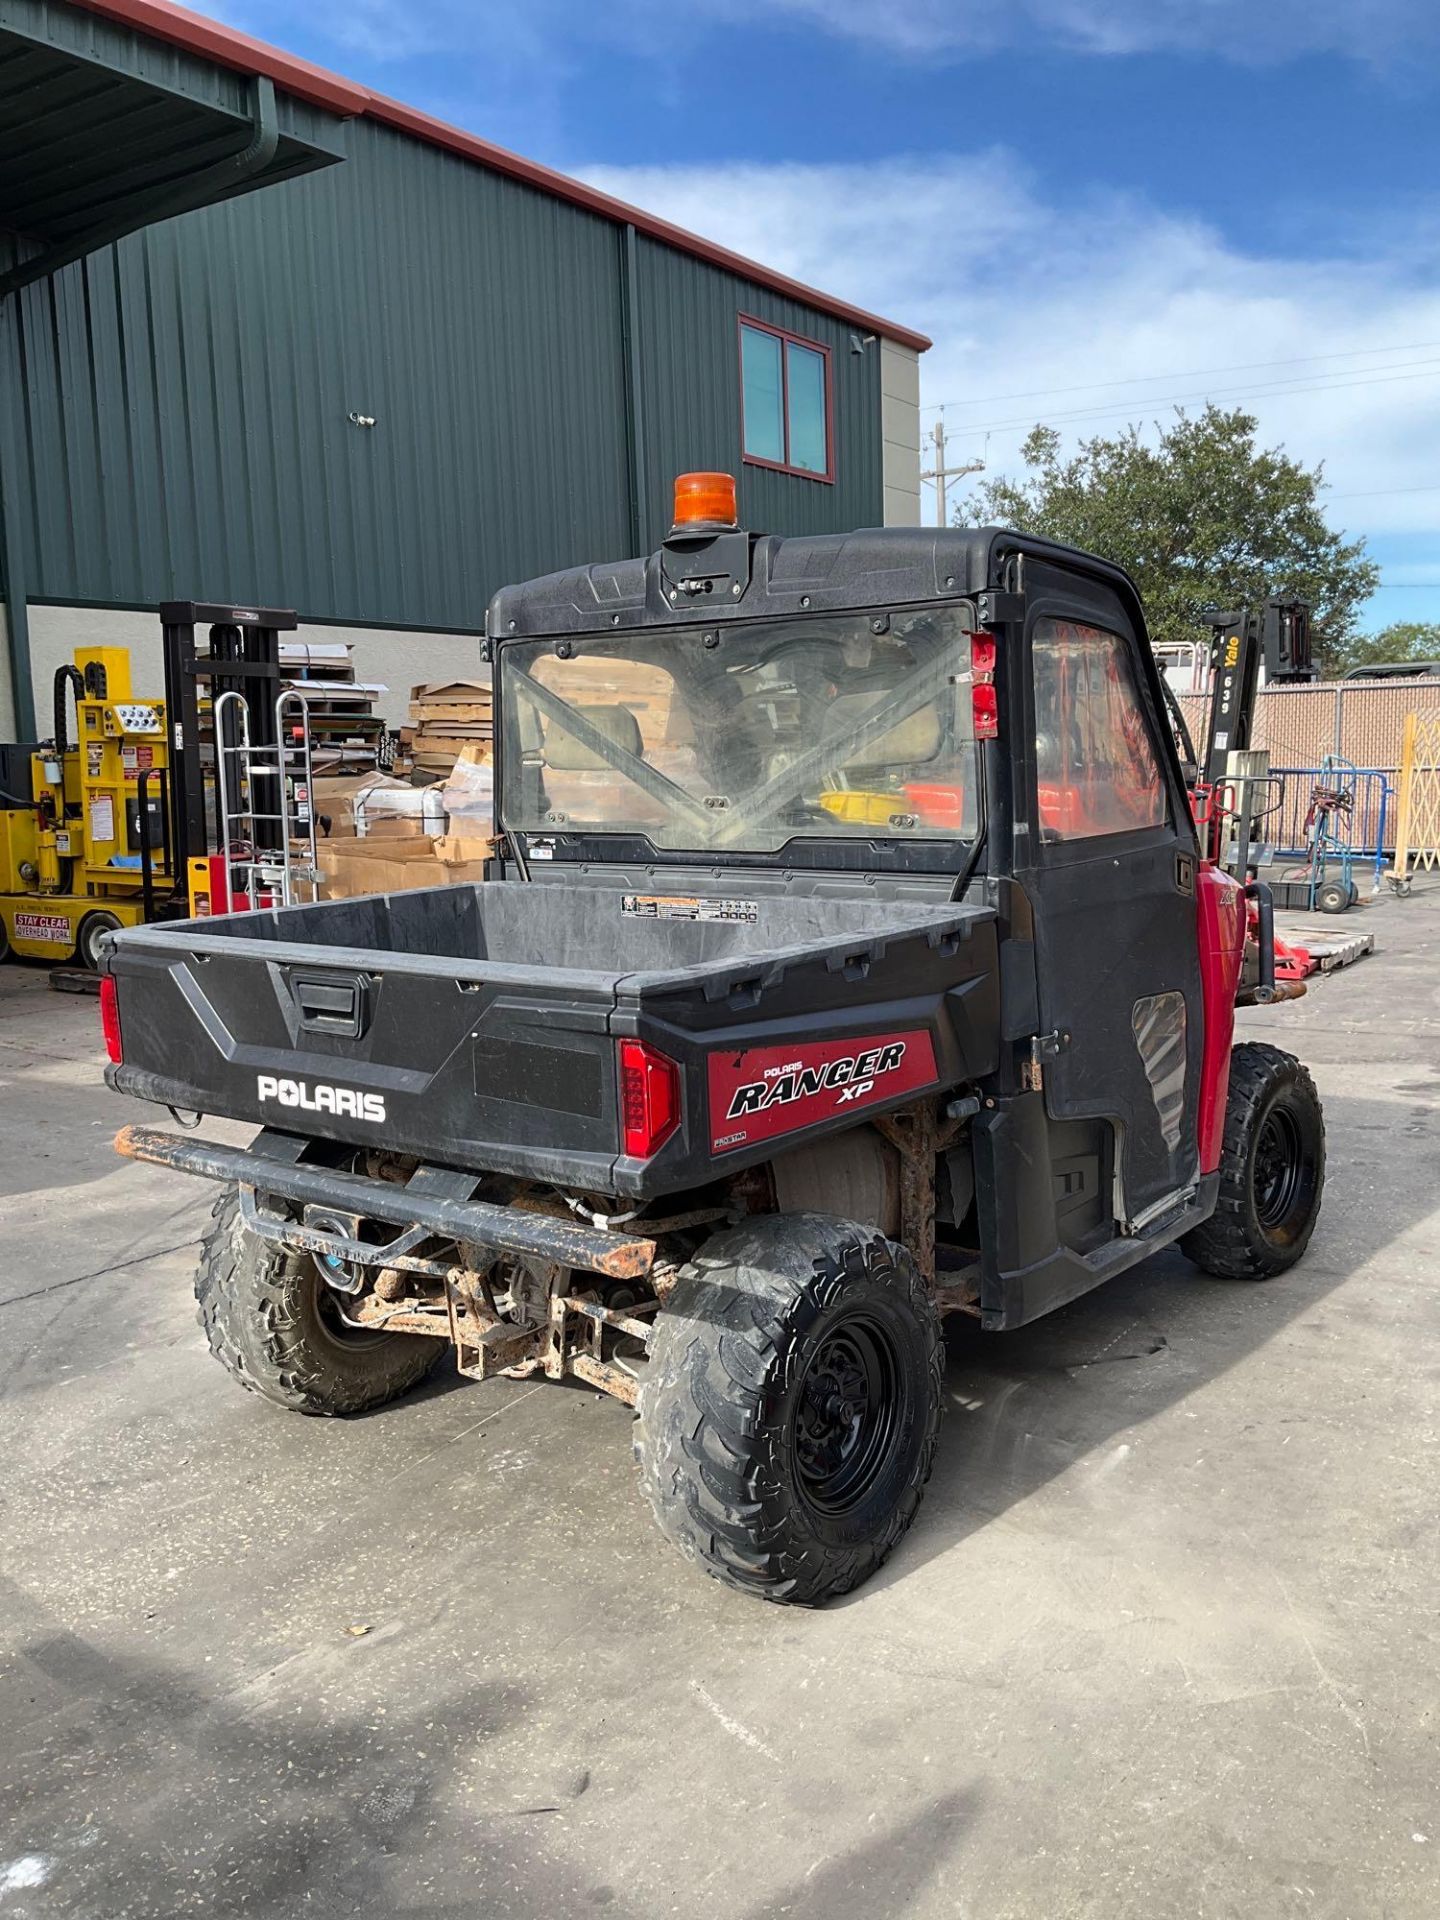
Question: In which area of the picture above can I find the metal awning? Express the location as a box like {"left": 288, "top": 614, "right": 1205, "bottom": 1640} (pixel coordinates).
{"left": 0, "top": 0, "right": 349, "bottom": 298}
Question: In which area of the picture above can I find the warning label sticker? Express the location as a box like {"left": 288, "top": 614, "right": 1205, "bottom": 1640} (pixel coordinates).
{"left": 13, "top": 913, "right": 73, "bottom": 945}
{"left": 622, "top": 894, "right": 758, "bottom": 923}
{"left": 89, "top": 794, "right": 115, "bottom": 844}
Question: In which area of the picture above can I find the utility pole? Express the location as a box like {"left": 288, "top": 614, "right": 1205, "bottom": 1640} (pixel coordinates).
{"left": 920, "top": 411, "right": 985, "bottom": 527}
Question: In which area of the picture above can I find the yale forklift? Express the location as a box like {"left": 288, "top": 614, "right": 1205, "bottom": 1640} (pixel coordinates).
{"left": 0, "top": 647, "right": 170, "bottom": 968}
{"left": 1157, "top": 598, "right": 1316, "bottom": 881}
{"left": 0, "top": 603, "right": 297, "bottom": 966}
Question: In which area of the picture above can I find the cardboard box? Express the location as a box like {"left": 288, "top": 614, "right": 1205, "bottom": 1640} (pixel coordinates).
{"left": 410, "top": 677, "right": 492, "bottom": 703}
{"left": 359, "top": 815, "right": 432, "bottom": 840}
{"left": 313, "top": 771, "right": 413, "bottom": 839}
{"left": 318, "top": 835, "right": 442, "bottom": 899}
{"left": 435, "top": 831, "right": 494, "bottom": 883}
{"left": 440, "top": 742, "right": 494, "bottom": 835}
{"left": 413, "top": 702, "right": 492, "bottom": 726}
{"left": 317, "top": 830, "right": 495, "bottom": 898}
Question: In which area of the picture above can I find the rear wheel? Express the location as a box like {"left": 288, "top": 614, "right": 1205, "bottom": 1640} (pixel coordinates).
{"left": 1183, "top": 1042, "right": 1325, "bottom": 1280}
{"left": 635, "top": 1213, "right": 943, "bottom": 1605}
{"left": 1315, "top": 878, "right": 1352, "bottom": 915}
{"left": 195, "top": 1188, "right": 441, "bottom": 1414}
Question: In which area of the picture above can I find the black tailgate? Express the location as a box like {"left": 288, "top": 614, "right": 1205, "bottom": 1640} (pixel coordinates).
{"left": 105, "top": 932, "right": 623, "bottom": 1187}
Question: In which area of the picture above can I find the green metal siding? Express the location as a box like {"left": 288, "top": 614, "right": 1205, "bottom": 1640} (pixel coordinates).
{"left": 5, "top": 115, "right": 884, "bottom": 633}
{"left": 5, "top": 0, "right": 268, "bottom": 119}
{"left": 1, "top": 0, "right": 343, "bottom": 240}
{"left": 630, "top": 235, "right": 883, "bottom": 555}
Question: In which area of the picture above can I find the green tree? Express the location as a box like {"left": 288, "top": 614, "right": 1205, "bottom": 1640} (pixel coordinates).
{"left": 967, "top": 406, "right": 1379, "bottom": 673}
{"left": 1324, "top": 620, "right": 1440, "bottom": 678}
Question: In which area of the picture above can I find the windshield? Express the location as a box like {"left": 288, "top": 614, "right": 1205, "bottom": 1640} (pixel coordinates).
{"left": 498, "top": 608, "right": 979, "bottom": 856}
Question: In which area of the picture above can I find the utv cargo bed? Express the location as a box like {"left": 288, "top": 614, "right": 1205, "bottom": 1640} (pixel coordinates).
{"left": 106, "top": 882, "right": 999, "bottom": 1196}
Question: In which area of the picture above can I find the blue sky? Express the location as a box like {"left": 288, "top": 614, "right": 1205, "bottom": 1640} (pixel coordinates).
{"left": 223, "top": 0, "right": 1440, "bottom": 633}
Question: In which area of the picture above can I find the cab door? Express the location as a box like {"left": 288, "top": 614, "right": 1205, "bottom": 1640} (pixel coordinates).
{"left": 1018, "top": 570, "right": 1203, "bottom": 1230}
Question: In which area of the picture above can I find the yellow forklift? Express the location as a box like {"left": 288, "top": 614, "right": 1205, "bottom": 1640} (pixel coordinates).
{"left": 1, "top": 603, "right": 298, "bottom": 967}
{"left": 0, "top": 647, "right": 172, "bottom": 968}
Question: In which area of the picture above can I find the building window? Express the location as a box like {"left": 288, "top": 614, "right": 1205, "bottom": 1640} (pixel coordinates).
{"left": 739, "top": 317, "right": 832, "bottom": 481}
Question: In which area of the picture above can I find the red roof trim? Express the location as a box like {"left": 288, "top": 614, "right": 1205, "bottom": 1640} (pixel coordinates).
{"left": 67, "top": 0, "right": 932, "bottom": 352}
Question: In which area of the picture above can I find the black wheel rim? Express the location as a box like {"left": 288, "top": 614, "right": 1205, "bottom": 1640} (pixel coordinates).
{"left": 793, "top": 1314, "right": 902, "bottom": 1517}
{"left": 309, "top": 1268, "right": 388, "bottom": 1350}
{"left": 1254, "top": 1104, "right": 1305, "bottom": 1235}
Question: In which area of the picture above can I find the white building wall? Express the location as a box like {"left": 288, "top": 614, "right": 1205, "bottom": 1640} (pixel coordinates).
{"left": 23, "top": 606, "right": 486, "bottom": 730}
{"left": 880, "top": 340, "right": 922, "bottom": 527}
{"left": 0, "top": 605, "right": 15, "bottom": 741}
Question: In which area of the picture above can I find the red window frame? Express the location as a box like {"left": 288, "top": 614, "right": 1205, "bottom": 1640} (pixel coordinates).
{"left": 737, "top": 314, "right": 835, "bottom": 485}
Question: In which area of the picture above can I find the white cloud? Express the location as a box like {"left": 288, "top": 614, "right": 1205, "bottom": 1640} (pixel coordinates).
{"left": 741, "top": 0, "right": 1440, "bottom": 62}
{"left": 581, "top": 152, "right": 1440, "bottom": 573}
{"left": 220, "top": 0, "right": 1440, "bottom": 68}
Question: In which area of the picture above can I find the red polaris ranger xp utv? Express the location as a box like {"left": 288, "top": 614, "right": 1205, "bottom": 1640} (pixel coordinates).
{"left": 102, "top": 473, "right": 1325, "bottom": 1605}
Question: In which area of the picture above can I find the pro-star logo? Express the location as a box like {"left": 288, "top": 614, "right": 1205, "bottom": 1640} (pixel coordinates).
{"left": 707, "top": 1030, "right": 938, "bottom": 1153}
{"left": 256, "top": 1073, "right": 386, "bottom": 1123}
{"left": 725, "top": 1042, "right": 908, "bottom": 1119}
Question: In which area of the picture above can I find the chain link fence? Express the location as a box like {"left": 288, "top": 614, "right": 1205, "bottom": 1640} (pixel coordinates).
{"left": 1175, "top": 679, "right": 1440, "bottom": 860}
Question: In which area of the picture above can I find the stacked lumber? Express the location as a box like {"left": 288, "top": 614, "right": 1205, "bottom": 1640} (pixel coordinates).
{"left": 400, "top": 677, "right": 493, "bottom": 780}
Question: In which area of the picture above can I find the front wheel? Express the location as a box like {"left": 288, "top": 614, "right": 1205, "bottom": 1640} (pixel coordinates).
{"left": 635, "top": 1213, "right": 943, "bottom": 1605}
{"left": 195, "top": 1189, "right": 441, "bottom": 1414}
{"left": 75, "top": 908, "right": 123, "bottom": 971}
{"left": 1183, "top": 1042, "right": 1325, "bottom": 1280}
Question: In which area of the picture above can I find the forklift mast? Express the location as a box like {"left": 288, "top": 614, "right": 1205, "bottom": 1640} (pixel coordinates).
{"left": 159, "top": 602, "right": 296, "bottom": 890}
{"left": 1199, "top": 598, "right": 1314, "bottom": 784}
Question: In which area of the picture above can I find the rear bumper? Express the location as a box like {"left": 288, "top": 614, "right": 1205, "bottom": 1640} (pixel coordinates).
{"left": 114, "top": 1125, "right": 656, "bottom": 1279}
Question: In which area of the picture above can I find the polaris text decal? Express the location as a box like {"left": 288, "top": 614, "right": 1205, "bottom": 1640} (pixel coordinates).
{"left": 707, "top": 1030, "right": 938, "bottom": 1153}
{"left": 257, "top": 1074, "right": 386, "bottom": 1123}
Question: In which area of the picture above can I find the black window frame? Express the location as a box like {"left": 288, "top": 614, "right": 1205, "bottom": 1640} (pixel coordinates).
{"left": 1014, "top": 586, "right": 1194, "bottom": 872}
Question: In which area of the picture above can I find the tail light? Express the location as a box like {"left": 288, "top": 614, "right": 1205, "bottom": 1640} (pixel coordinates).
{"left": 99, "top": 975, "right": 123, "bottom": 1064}
{"left": 971, "top": 631, "right": 999, "bottom": 740}
{"left": 618, "top": 1038, "right": 680, "bottom": 1159}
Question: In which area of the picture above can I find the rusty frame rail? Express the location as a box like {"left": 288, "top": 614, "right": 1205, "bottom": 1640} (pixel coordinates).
{"left": 873, "top": 1096, "right": 965, "bottom": 1288}
{"left": 114, "top": 1125, "right": 657, "bottom": 1279}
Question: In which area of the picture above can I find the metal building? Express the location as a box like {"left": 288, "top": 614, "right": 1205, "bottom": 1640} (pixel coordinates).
{"left": 0, "top": 0, "right": 928, "bottom": 734}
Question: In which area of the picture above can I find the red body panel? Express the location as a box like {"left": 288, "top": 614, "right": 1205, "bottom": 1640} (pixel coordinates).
{"left": 1195, "top": 863, "right": 1246, "bottom": 1173}
{"left": 708, "top": 1030, "right": 938, "bottom": 1155}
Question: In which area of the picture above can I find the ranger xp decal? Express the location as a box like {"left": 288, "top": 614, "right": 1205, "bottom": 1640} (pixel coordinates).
{"left": 707, "top": 1031, "right": 937, "bottom": 1153}
{"left": 256, "top": 1074, "right": 386, "bottom": 1123}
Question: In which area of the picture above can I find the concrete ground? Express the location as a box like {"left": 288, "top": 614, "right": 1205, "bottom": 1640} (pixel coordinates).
{"left": 1, "top": 889, "right": 1436, "bottom": 1920}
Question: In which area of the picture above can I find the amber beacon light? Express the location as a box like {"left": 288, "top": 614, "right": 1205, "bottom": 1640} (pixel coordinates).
{"left": 671, "top": 471, "right": 739, "bottom": 531}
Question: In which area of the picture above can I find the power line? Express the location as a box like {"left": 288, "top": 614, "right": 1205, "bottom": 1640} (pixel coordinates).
{"left": 1324, "top": 482, "right": 1440, "bottom": 501}
{"left": 921, "top": 338, "right": 1440, "bottom": 413}
{"left": 941, "top": 357, "right": 1440, "bottom": 440}
{"left": 952, "top": 356, "right": 1440, "bottom": 435}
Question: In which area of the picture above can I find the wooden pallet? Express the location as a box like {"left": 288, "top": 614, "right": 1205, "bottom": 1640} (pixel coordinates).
{"left": 1274, "top": 921, "right": 1375, "bottom": 972}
